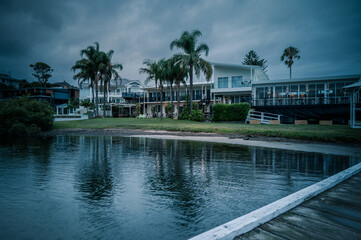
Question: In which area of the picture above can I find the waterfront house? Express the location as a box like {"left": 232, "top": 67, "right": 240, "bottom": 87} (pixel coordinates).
{"left": 79, "top": 79, "right": 144, "bottom": 117}
{"left": 141, "top": 63, "right": 360, "bottom": 124}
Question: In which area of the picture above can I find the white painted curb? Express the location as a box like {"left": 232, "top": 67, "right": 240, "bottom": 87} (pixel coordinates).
{"left": 189, "top": 162, "right": 361, "bottom": 240}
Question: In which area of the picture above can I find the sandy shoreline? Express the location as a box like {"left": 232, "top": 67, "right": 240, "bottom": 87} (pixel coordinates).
{"left": 41, "top": 128, "right": 361, "bottom": 157}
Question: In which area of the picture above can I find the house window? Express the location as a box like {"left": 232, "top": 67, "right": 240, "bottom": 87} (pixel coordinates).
{"left": 232, "top": 76, "right": 243, "bottom": 88}
{"left": 218, "top": 77, "right": 228, "bottom": 88}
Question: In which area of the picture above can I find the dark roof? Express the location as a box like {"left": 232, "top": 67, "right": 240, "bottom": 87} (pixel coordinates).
{"left": 121, "top": 78, "right": 141, "bottom": 86}
{"left": 52, "top": 81, "right": 73, "bottom": 87}
{"left": 0, "top": 74, "right": 21, "bottom": 82}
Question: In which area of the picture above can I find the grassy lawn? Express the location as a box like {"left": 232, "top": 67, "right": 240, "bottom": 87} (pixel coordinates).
{"left": 53, "top": 118, "right": 361, "bottom": 143}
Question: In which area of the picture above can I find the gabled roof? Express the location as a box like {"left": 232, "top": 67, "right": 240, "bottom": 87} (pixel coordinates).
{"left": 53, "top": 81, "right": 73, "bottom": 88}
{"left": 0, "top": 74, "right": 21, "bottom": 82}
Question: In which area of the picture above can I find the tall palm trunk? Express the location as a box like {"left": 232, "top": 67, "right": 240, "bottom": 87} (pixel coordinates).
{"left": 170, "top": 83, "right": 174, "bottom": 118}
{"left": 160, "top": 84, "right": 163, "bottom": 120}
{"left": 290, "top": 65, "right": 292, "bottom": 79}
{"left": 176, "top": 82, "right": 180, "bottom": 118}
{"left": 95, "top": 78, "right": 99, "bottom": 116}
{"left": 189, "top": 63, "right": 193, "bottom": 111}
{"left": 91, "top": 83, "right": 95, "bottom": 105}
{"left": 103, "top": 80, "right": 106, "bottom": 117}
{"left": 155, "top": 85, "right": 159, "bottom": 118}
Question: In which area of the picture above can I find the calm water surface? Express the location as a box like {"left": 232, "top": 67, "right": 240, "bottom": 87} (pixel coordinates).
{"left": 0, "top": 136, "right": 359, "bottom": 240}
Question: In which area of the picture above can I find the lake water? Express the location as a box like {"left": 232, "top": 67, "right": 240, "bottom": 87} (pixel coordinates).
{"left": 0, "top": 136, "right": 359, "bottom": 240}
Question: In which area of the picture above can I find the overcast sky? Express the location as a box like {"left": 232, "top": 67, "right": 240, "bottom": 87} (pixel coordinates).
{"left": 1, "top": 0, "right": 361, "bottom": 85}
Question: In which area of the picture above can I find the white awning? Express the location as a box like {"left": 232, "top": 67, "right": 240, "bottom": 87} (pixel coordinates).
{"left": 344, "top": 81, "right": 361, "bottom": 89}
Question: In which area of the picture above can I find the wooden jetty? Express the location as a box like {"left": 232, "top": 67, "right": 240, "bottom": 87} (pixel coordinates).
{"left": 236, "top": 172, "right": 361, "bottom": 240}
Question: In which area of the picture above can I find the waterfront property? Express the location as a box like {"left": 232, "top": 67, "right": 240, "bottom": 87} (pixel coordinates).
{"left": 141, "top": 63, "right": 360, "bottom": 124}
{"left": 79, "top": 78, "right": 144, "bottom": 117}
{"left": 76, "top": 61, "right": 360, "bottom": 124}
{"left": 0, "top": 136, "right": 359, "bottom": 240}
{"left": 142, "top": 63, "right": 268, "bottom": 117}
{"left": 252, "top": 75, "right": 361, "bottom": 124}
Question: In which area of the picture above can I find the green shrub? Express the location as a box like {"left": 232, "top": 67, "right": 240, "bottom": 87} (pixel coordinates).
{"left": 166, "top": 103, "right": 172, "bottom": 118}
{"left": 135, "top": 102, "right": 141, "bottom": 116}
{"left": 189, "top": 110, "right": 205, "bottom": 122}
{"left": 179, "top": 105, "right": 190, "bottom": 120}
{"left": 211, "top": 103, "right": 250, "bottom": 121}
{"left": 0, "top": 97, "right": 54, "bottom": 136}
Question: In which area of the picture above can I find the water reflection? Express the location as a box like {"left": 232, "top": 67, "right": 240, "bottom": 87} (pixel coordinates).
{"left": 74, "top": 136, "right": 113, "bottom": 202}
{"left": 0, "top": 136, "right": 359, "bottom": 240}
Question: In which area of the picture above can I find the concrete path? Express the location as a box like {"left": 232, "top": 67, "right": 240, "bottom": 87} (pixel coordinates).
{"left": 236, "top": 172, "right": 361, "bottom": 240}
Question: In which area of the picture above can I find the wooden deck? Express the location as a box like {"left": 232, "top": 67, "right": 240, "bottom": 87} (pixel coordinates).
{"left": 236, "top": 172, "right": 361, "bottom": 240}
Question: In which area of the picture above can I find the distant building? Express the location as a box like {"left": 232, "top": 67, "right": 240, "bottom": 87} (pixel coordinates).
{"left": 79, "top": 78, "right": 144, "bottom": 117}
{"left": 0, "top": 73, "right": 21, "bottom": 89}
{"left": 0, "top": 77, "right": 79, "bottom": 107}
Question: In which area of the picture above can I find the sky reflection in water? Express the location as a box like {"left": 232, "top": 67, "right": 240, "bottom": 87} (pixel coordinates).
{"left": 0, "top": 136, "right": 358, "bottom": 240}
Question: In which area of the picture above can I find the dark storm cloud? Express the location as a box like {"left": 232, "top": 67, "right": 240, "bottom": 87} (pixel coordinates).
{"left": 0, "top": 0, "right": 360, "bottom": 83}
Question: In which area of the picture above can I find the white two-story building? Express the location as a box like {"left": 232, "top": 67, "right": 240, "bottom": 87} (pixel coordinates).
{"left": 142, "top": 63, "right": 269, "bottom": 116}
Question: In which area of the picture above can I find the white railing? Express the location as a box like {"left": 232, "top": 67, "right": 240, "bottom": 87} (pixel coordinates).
{"left": 246, "top": 110, "right": 281, "bottom": 124}
{"left": 252, "top": 96, "right": 351, "bottom": 106}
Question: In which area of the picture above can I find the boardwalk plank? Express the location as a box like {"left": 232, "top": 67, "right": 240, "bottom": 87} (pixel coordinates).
{"left": 277, "top": 211, "right": 361, "bottom": 240}
{"left": 236, "top": 172, "right": 361, "bottom": 240}
{"left": 259, "top": 219, "right": 328, "bottom": 240}
{"left": 290, "top": 206, "right": 361, "bottom": 233}
{"left": 303, "top": 198, "right": 361, "bottom": 221}
{"left": 236, "top": 227, "right": 286, "bottom": 240}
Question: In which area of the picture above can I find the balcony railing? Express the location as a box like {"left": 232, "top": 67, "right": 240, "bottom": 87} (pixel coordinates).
{"left": 146, "top": 95, "right": 203, "bottom": 102}
{"left": 252, "top": 96, "right": 353, "bottom": 106}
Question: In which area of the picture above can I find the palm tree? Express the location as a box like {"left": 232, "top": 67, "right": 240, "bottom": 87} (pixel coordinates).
{"left": 72, "top": 59, "right": 94, "bottom": 104}
{"left": 139, "top": 59, "right": 160, "bottom": 118}
{"left": 167, "top": 57, "right": 188, "bottom": 118}
{"left": 157, "top": 58, "right": 168, "bottom": 120}
{"left": 281, "top": 46, "right": 300, "bottom": 79}
{"left": 98, "top": 50, "right": 123, "bottom": 117}
{"left": 72, "top": 42, "right": 102, "bottom": 116}
{"left": 170, "top": 29, "right": 213, "bottom": 111}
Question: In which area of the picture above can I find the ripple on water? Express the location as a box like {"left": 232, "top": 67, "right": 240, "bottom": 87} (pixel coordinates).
{"left": 0, "top": 136, "right": 359, "bottom": 240}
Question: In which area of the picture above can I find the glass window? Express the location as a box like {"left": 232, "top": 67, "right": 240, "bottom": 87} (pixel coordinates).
{"left": 234, "top": 96, "right": 240, "bottom": 103}
{"left": 231, "top": 76, "right": 243, "bottom": 88}
{"left": 308, "top": 84, "right": 315, "bottom": 98}
{"left": 299, "top": 85, "right": 306, "bottom": 98}
{"left": 256, "top": 87, "right": 265, "bottom": 99}
{"left": 328, "top": 83, "right": 335, "bottom": 98}
{"left": 275, "top": 86, "right": 282, "bottom": 98}
{"left": 316, "top": 84, "right": 324, "bottom": 97}
{"left": 336, "top": 83, "right": 345, "bottom": 97}
{"left": 290, "top": 85, "right": 298, "bottom": 98}
{"left": 218, "top": 77, "right": 228, "bottom": 88}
